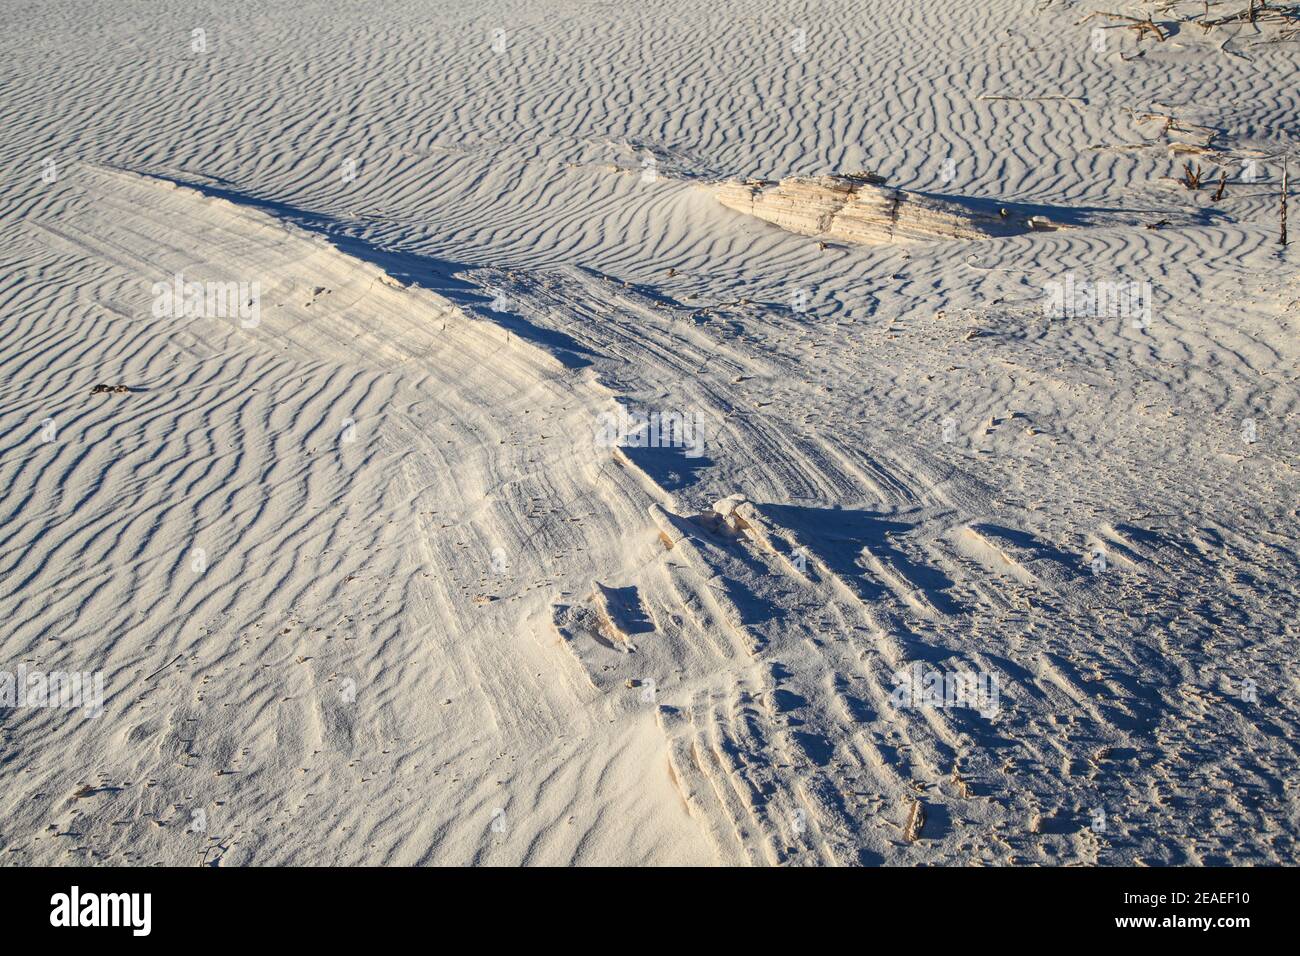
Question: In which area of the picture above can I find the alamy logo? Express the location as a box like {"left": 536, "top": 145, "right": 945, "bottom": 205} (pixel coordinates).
{"left": 595, "top": 407, "right": 705, "bottom": 457}
{"left": 1043, "top": 273, "right": 1152, "bottom": 329}
{"left": 151, "top": 272, "right": 261, "bottom": 328}
{"left": 889, "top": 662, "right": 999, "bottom": 718}
{"left": 0, "top": 665, "right": 103, "bottom": 718}
{"left": 50, "top": 886, "right": 151, "bottom": 936}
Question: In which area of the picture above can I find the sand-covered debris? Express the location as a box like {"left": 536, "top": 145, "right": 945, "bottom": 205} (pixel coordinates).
{"left": 715, "top": 173, "right": 1057, "bottom": 244}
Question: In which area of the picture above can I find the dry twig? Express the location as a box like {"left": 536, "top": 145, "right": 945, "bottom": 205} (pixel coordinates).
{"left": 1282, "top": 158, "right": 1290, "bottom": 245}
{"left": 1213, "top": 169, "right": 1228, "bottom": 200}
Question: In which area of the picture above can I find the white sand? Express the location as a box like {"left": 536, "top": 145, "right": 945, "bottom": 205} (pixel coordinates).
{"left": 1, "top": 1, "right": 1297, "bottom": 865}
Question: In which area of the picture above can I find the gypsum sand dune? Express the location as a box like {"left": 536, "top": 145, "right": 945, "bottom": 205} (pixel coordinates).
{"left": 0, "top": 163, "right": 718, "bottom": 866}
{"left": 3, "top": 0, "right": 1299, "bottom": 868}
{"left": 4, "top": 154, "right": 1300, "bottom": 866}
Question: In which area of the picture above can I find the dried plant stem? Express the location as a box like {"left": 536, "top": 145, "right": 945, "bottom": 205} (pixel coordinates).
{"left": 1282, "top": 159, "right": 1290, "bottom": 245}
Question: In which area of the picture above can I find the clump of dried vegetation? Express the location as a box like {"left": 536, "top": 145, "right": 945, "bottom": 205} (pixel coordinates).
{"left": 1080, "top": 2, "right": 1299, "bottom": 42}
